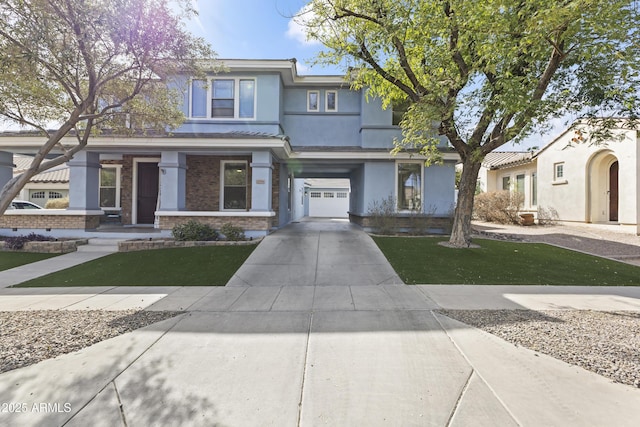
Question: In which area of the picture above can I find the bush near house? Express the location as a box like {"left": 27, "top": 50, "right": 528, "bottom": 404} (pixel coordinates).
{"left": 473, "top": 191, "right": 524, "bottom": 224}
{"left": 45, "top": 197, "right": 69, "bottom": 209}
{"left": 171, "top": 220, "right": 219, "bottom": 241}
{"left": 220, "top": 223, "right": 246, "bottom": 241}
{"left": 368, "top": 196, "right": 397, "bottom": 235}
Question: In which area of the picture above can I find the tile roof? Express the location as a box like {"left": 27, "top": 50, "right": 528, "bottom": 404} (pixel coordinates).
{"left": 13, "top": 155, "right": 70, "bottom": 183}
{"left": 482, "top": 151, "right": 534, "bottom": 169}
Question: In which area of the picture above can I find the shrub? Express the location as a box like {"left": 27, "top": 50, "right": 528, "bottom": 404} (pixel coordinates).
{"left": 473, "top": 191, "right": 523, "bottom": 224}
{"left": 537, "top": 206, "right": 560, "bottom": 225}
{"left": 220, "top": 223, "right": 246, "bottom": 241}
{"left": 407, "top": 205, "right": 438, "bottom": 236}
{"left": 368, "top": 195, "right": 397, "bottom": 235}
{"left": 171, "top": 220, "right": 219, "bottom": 241}
{"left": 45, "top": 197, "right": 69, "bottom": 209}
{"left": 4, "top": 233, "right": 53, "bottom": 250}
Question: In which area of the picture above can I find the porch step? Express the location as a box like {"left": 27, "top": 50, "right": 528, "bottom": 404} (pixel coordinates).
{"left": 76, "top": 238, "right": 123, "bottom": 253}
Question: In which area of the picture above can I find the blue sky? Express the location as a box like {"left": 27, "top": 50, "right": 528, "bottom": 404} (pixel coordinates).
{"left": 187, "top": 0, "right": 342, "bottom": 75}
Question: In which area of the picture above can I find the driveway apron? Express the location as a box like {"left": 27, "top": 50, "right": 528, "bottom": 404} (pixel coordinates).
{"left": 226, "top": 220, "right": 403, "bottom": 286}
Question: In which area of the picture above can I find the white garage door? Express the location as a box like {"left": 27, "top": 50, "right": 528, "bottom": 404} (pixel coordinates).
{"left": 309, "top": 190, "right": 349, "bottom": 217}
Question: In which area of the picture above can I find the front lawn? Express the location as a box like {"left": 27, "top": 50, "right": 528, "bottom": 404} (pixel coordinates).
{"left": 0, "top": 252, "right": 59, "bottom": 272}
{"left": 373, "top": 236, "right": 640, "bottom": 285}
{"left": 15, "top": 245, "right": 256, "bottom": 287}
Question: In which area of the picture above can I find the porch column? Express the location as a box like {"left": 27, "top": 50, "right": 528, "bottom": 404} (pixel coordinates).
{"left": 0, "top": 151, "right": 12, "bottom": 190}
{"left": 67, "top": 151, "right": 100, "bottom": 210}
{"left": 250, "top": 151, "right": 273, "bottom": 212}
{"left": 158, "top": 152, "right": 186, "bottom": 211}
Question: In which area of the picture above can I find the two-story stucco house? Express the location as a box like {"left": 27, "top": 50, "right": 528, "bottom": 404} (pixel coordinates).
{"left": 0, "top": 59, "right": 457, "bottom": 238}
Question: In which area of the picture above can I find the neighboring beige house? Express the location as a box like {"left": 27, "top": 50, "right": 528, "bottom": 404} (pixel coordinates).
{"left": 476, "top": 151, "right": 537, "bottom": 214}
{"left": 536, "top": 122, "right": 639, "bottom": 231}
{"left": 474, "top": 121, "right": 640, "bottom": 234}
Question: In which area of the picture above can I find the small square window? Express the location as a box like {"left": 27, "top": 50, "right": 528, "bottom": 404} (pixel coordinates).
{"left": 325, "top": 91, "right": 337, "bottom": 111}
{"left": 307, "top": 90, "right": 319, "bottom": 112}
{"left": 502, "top": 176, "right": 511, "bottom": 191}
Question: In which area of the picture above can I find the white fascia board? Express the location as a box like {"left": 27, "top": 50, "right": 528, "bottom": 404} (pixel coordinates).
{"left": 290, "top": 151, "right": 459, "bottom": 161}
{"left": 0, "top": 136, "right": 293, "bottom": 158}
{"left": 216, "top": 59, "right": 346, "bottom": 86}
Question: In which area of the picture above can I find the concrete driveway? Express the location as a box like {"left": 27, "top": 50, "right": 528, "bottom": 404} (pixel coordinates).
{"left": 226, "top": 219, "right": 403, "bottom": 286}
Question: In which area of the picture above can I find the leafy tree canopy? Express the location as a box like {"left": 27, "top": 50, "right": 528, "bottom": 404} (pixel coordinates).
{"left": 299, "top": 0, "right": 639, "bottom": 246}
{"left": 0, "top": 0, "right": 214, "bottom": 213}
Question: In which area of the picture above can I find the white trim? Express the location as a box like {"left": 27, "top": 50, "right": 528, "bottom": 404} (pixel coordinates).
{"left": 99, "top": 164, "right": 122, "bottom": 209}
{"left": 325, "top": 90, "right": 338, "bottom": 112}
{"left": 155, "top": 211, "right": 276, "bottom": 217}
{"left": 291, "top": 151, "right": 460, "bottom": 161}
{"left": 395, "top": 160, "right": 424, "bottom": 212}
{"left": 307, "top": 90, "right": 320, "bottom": 112}
{"left": 220, "top": 160, "right": 249, "bottom": 211}
{"left": 132, "top": 158, "right": 160, "bottom": 225}
{"left": 189, "top": 77, "right": 257, "bottom": 120}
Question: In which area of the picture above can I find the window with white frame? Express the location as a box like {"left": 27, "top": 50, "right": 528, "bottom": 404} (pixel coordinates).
{"left": 100, "top": 166, "right": 121, "bottom": 208}
{"left": 190, "top": 78, "right": 256, "bottom": 119}
{"left": 516, "top": 174, "right": 525, "bottom": 194}
{"left": 532, "top": 172, "right": 537, "bottom": 205}
{"left": 307, "top": 90, "right": 319, "bottom": 112}
{"left": 397, "top": 162, "right": 422, "bottom": 211}
{"left": 310, "top": 192, "right": 321, "bottom": 198}
{"left": 502, "top": 176, "right": 511, "bottom": 191}
{"left": 221, "top": 161, "right": 248, "bottom": 210}
{"left": 49, "top": 191, "right": 64, "bottom": 199}
{"left": 554, "top": 162, "right": 564, "bottom": 180}
{"left": 325, "top": 90, "right": 338, "bottom": 112}
{"left": 31, "top": 191, "right": 46, "bottom": 199}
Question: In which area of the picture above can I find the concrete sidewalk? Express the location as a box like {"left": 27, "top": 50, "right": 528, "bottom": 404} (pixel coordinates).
{"left": 1, "top": 284, "right": 640, "bottom": 426}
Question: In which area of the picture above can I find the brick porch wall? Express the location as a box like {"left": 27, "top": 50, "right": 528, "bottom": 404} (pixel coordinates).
{"left": 185, "top": 155, "right": 253, "bottom": 211}
{"left": 158, "top": 215, "right": 272, "bottom": 231}
{"left": 0, "top": 213, "right": 102, "bottom": 230}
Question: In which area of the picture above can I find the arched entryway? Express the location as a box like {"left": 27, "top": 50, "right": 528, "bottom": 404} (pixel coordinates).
{"left": 587, "top": 151, "right": 619, "bottom": 223}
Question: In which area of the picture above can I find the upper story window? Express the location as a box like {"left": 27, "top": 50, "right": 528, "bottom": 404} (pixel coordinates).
{"left": 190, "top": 78, "right": 256, "bottom": 120}
{"left": 325, "top": 90, "right": 338, "bottom": 112}
{"left": 392, "top": 99, "right": 410, "bottom": 126}
{"left": 554, "top": 162, "right": 564, "bottom": 180}
{"left": 307, "top": 90, "right": 319, "bottom": 112}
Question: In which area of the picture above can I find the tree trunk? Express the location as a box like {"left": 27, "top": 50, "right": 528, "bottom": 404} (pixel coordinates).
{"left": 449, "top": 158, "right": 482, "bottom": 247}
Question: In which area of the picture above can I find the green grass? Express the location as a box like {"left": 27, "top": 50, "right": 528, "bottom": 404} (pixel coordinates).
{"left": 15, "top": 245, "right": 257, "bottom": 287}
{"left": 373, "top": 236, "right": 640, "bottom": 285}
{"left": 0, "top": 252, "right": 59, "bottom": 272}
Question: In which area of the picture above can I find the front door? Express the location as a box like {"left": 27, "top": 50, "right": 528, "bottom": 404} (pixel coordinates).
{"left": 609, "top": 161, "right": 619, "bottom": 222}
{"left": 137, "top": 162, "right": 159, "bottom": 224}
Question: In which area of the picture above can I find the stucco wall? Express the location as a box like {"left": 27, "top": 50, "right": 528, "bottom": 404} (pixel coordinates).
{"left": 485, "top": 161, "right": 538, "bottom": 212}
{"left": 537, "top": 127, "right": 638, "bottom": 224}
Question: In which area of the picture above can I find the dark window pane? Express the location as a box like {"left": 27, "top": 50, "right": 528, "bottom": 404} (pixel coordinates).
{"left": 223, "top": 187, "right": 246, "bottom": 209}
{"left": 100, "top": 188, "right": 116, "bottom": 207}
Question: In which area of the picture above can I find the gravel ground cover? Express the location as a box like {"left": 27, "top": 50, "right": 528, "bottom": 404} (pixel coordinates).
{"left": 439, "top": 309, "right": 640, "bottom": 388}
{"left": 0, "top": 310, "right": 183, "bottom": 373}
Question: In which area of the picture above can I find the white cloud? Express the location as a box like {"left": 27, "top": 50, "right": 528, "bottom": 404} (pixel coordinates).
{"left": 286, "top": 6, "right": 321, "bottom": 46}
